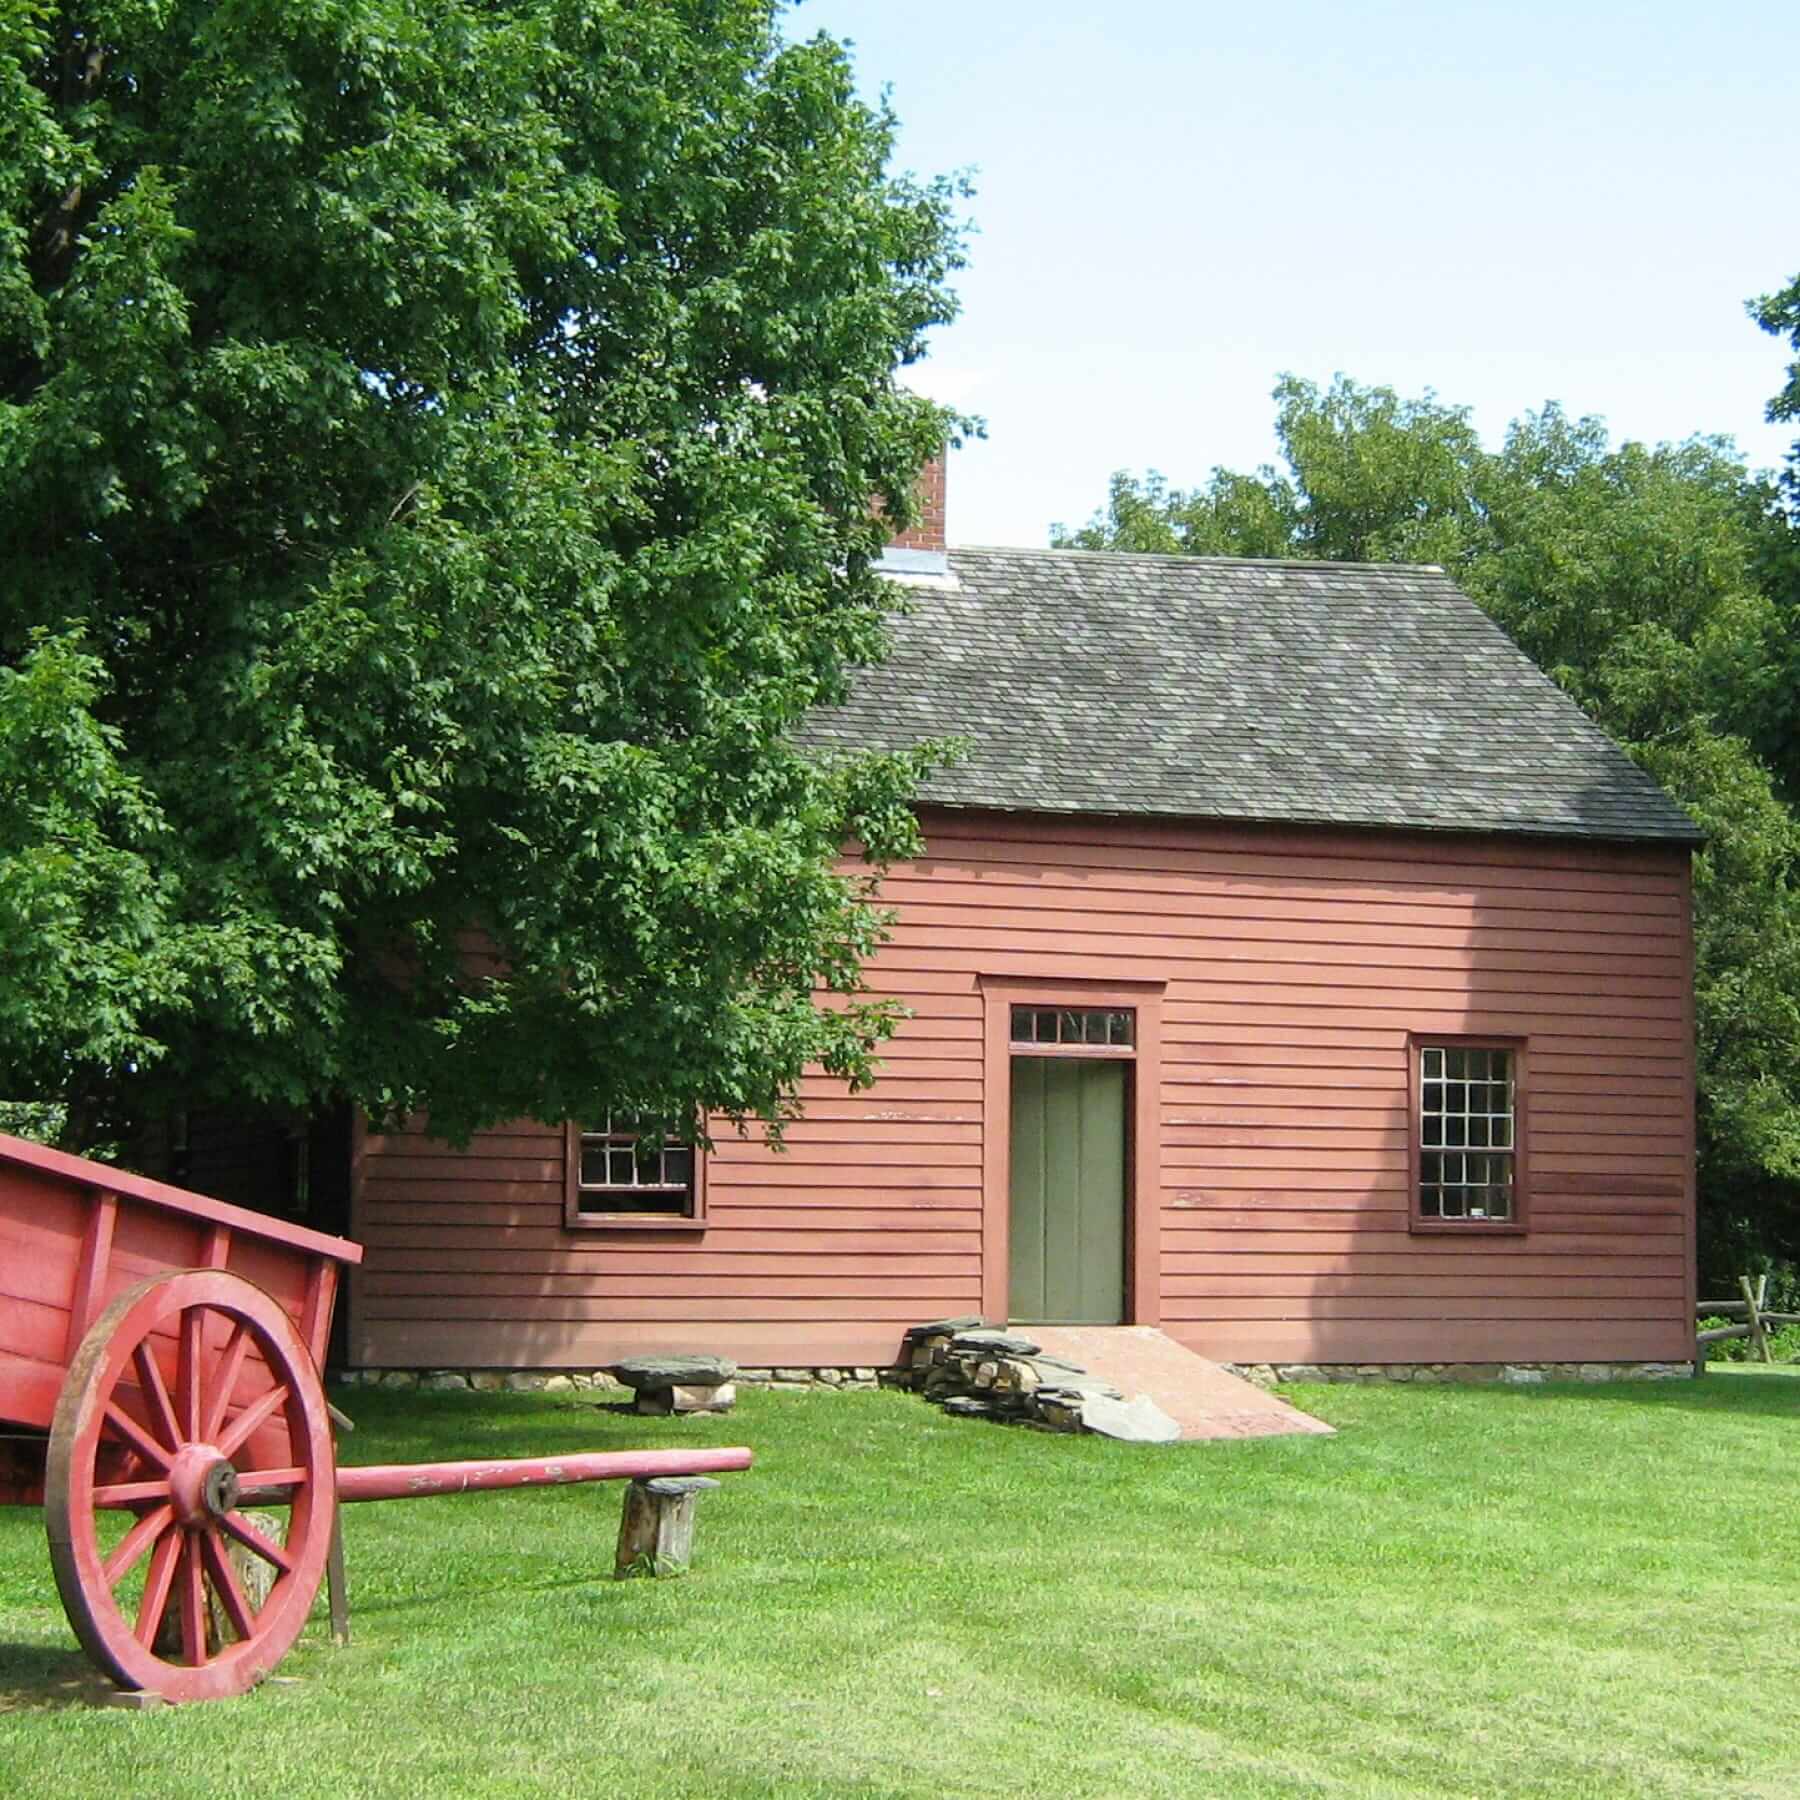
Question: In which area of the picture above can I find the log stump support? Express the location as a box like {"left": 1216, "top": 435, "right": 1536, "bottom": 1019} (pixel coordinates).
{"left": 154, "top": 1508, "right": 286, "bottom": 1659}
{"left": 614, "top": 1475, "right": 721, "bottom": 1579}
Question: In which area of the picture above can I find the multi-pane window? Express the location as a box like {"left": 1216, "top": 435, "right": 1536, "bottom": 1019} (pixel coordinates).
{"left": 1010, "top": 1006, "right": 1134, "bottom": 1048}
{"left": 566, "top": 1117, "right": 700, "bottom": 1223}
{"left": 1418, "top": 1046, "right": 1516, "bottom": 1223}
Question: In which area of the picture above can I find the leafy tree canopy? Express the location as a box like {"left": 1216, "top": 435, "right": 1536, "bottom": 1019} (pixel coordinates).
{"left": 1, "top": 0, "right": 968, "bottom": 1148}
{"left": 1751, "top": 270, "right": 1800, "bottom": 469}
{"left": 1058, "top": 372, "right": 1800, "bottom": 1281}
{"left": 1749, "top": 271, "right": 1800, "bottom": 790}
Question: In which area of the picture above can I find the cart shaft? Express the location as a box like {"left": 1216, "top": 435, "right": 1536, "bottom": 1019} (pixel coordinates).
{"left": 332, "top": 1444, "right": 752, "bottom": 1505}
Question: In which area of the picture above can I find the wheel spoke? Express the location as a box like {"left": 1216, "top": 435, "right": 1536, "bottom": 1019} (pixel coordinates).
{"left": 94, "top": 1477, "right": 175, "bottom": 1508}
{"left": 200, "top": 1531, "right": 259, "bottom": 1643}
{"left": 178, "top": 1534, "right": 208, "bottom": 1667}
{"left": 220, "top": 1510, "right": 294, "bottom": 1575}
{"left": 103, "top": 1505, "right": 175, "bottom": 1589}
{"left": 201, "top": 1323, "right": 252, "bottom": 1444}
{"left": 133, "top": 1528, "right": 183, "bottom": 1647}
{"left": 103, "top": 1402, "right": 173, "bottom": 1473}
{"left": 177, "top": 1307, "right": 204, "bottom": 1442}
{"left": 216, "top": 1382, "right": 290, "bottom": 1460}
{"left": 133, "top": 1343, "right": 182, "bottom": 1453}
{"left": 234, "top": 1466, "right": 309, "bottom": 1502}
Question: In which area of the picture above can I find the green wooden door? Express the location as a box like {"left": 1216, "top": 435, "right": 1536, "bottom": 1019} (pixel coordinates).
{"left": 1008, "top": 1057, "right": 1127, "bottom": 1324}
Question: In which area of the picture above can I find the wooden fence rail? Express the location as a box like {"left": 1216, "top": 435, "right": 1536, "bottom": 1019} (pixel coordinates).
{"left": 1695, "top": 1276, "right": 1799, "bottom": 1361}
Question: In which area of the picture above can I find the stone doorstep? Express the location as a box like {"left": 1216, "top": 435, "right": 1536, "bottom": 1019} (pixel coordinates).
{"left": 1025, "top": 1326, "right": 1335, "bottom": 1443}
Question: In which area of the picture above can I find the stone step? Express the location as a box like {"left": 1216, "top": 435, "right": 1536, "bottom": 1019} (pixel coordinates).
{"left": 1026, "top": 1326, "right": 1334, "bottom": 1443}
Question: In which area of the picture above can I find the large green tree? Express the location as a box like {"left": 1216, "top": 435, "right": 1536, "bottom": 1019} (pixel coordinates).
{"left": 1, "top": 1, "right": 966, "bottom": 1149}
{"left": 1059, "top": 374, "right": 1800, "bottom": 1285}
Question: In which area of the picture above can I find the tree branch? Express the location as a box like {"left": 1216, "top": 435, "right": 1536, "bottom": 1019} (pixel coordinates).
{"left": 31, "top": 37, "right": 109, "bottom": 295}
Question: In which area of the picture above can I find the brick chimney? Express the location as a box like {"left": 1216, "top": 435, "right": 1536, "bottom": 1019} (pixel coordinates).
{"left": 885, "top": 454, "right": 945, "bottom": 554}
{"left": 876, "top": 454, "right": 952, "bottom": 584}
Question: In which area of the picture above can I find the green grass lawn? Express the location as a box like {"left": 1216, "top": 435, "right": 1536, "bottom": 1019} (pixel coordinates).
{"left": 2, "top": 1368, "right": 1797, "bottom": 1798}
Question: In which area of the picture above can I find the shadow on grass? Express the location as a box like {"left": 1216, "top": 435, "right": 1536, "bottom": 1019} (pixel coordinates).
{"left": 329, "top": 1392, "right": 711, "bottom": 1458}
{"left": 1574, "top": 1366, "right": 1800, "bottom": 1416}
{"left": 0, "top": 1640, "right": 126, "bottom": 1713}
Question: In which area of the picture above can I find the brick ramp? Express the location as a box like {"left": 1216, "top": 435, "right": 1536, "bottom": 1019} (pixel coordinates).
{"left": 1027, "top": 1325, "right": 1334, "bottom": 1442}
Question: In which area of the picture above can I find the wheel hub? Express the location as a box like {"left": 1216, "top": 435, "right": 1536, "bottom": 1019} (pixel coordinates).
{"left": 168, "top": 1445, "right": 240, "bottom": 1525}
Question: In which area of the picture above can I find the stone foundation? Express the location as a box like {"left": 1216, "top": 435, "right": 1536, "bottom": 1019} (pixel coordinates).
{"left": 333, "top": 1365, "right": 883, "bottom": 1392}
{"left": 737, "top": 1366, "right": 882, "bottom": 1391}
{"left": 1220, "top": 1360, "right": 1695, "bottom": 1387}
{"left": 335, "top": 1358, "right": 1693, "bottom": 1393}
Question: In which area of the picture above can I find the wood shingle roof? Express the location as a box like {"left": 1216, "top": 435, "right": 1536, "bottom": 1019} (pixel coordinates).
{"left": 808, "top": 546, "right": 1702, "bottom": 844}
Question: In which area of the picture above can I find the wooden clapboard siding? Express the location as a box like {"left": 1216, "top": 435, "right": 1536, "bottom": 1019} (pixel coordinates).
{"left": 349, "top": 806, "right": 1694, "bottom": 1368}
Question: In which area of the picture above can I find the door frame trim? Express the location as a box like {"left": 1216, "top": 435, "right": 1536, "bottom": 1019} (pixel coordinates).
{"left": 977, "top": 975, "right": 1166, "bottom": 1326}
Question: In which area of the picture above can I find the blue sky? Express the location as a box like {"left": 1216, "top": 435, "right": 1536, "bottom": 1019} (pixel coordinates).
{"left": 788, "top": 1, "right": 1797, "bottom": 547}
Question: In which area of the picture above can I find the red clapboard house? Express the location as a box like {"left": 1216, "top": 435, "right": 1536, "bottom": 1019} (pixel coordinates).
{"left": 182, "top": 478, "right": 1702, "bottom": 1376}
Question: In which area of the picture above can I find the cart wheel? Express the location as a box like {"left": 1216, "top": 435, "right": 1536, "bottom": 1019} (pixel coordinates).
{"left": 45, "top": 1269, "right": 336, "bottom": 1702}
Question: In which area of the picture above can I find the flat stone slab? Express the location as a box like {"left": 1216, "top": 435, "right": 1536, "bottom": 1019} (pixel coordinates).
{"left": 1028, "top": 1326, "right": 1335, "bottom": 1443}
{"left": 951, "top": 1330, "right": 1041, "bottom": 1356}
{"left": 1034, "top": 1379, "right": 1124, "bottom": 1403}
{"left": 640, "top": 1476, "right": 721, "bottom": 1497}
{"left": 613, "top": 1355, "right": 738, "bottom": 1389}
{"left": 904, "top": 1316, "right": 988, "bottom": 1340}
{"left": 1079, "top": 1394, "right": 1180, "bottom": 1444}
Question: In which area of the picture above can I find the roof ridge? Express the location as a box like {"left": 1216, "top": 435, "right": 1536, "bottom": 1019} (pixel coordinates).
{"left": 948, "top": 544, "right": 1450, "bottom": 575}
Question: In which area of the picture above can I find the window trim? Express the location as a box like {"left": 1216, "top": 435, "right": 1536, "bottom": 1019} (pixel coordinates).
{"left": 563, "top": 1119, "right": 707, "bottom": 1232}
{"left": 1407, "top": 1034, "right": 1528, "bottom": 1235}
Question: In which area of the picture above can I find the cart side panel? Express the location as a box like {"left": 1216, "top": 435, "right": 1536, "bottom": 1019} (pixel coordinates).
{"left": 1, "top": 1150, "right": 348, "bottom": 1440}
{"left": 0, "top": 1165, "right": 94, "bottom": 1433}
{"left": 0, "top": 1344, "right": 65, "bottom": 1439}
{"left": 73, "top": 1209, "right": 330, "bottom": 1472}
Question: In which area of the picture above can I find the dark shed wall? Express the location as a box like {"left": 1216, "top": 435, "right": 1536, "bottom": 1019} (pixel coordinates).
{"left": 347, "top": 809, "right": 1694, "bottom": 1369}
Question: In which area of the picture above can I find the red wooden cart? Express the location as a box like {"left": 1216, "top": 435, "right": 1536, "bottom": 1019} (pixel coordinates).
{"left": 0, "top": 1132, "right": 752, "bottom": 1703}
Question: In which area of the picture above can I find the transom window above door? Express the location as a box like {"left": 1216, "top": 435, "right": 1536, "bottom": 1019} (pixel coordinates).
{"left": 1010, "top": 1006, "right": 1134, "bottom": 1048}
